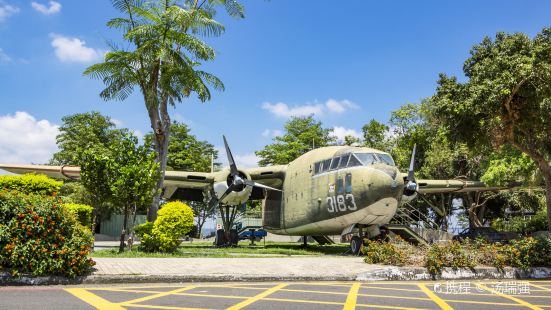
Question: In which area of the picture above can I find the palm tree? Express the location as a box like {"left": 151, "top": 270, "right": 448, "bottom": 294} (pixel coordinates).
{"left": 84, "top": 0, "right": 243, "bottom": 221}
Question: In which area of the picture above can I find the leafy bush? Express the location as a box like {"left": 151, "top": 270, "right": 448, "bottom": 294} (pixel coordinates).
{"left": 362, "top": 239, "right": 407, "bottom": 266}
{"left": 505, "top": 237, "right": 551, "bottom": 269}
{"left": 63, "top": 203, "right": 93, "bottom": 227}
{"left": 492, "top": 210, "right": 549, "bottom": 234}
{"left": 0, "top": 174, "right": 63, "bottom": 197}
{"left": 134, "top": 201, "right": 194, "bottom": 252}
{"left": 0, "top": 191, "right": 95, "bottom": 278}
{"left": 425, "top": 241, "right": 475, "bottom": 276}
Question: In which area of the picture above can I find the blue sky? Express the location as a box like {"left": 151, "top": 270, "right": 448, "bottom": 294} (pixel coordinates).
{"left": 1, "top": 0, "right": 550, "bottom": 167}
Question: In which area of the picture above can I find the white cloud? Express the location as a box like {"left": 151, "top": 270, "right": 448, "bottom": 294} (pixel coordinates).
{"left": 261, "top": 129, "right": 283, "bottom": 138}
{"left": 262, "top": 99, "right": 358, "bottom": 118}
{"left": 330, "top": 126, "right": 362, "bottom": 142}
{"left": 325, "top": 99, "right": 358, "bottom": 113}
{"left": 0, "top": 2, "right": 19, "bottom": 22}
{"left": 0, "top": 48, "right": 12, "bottom": 64}
{"left": 111, "top": 118, "right": 124, "bottom": 127}
{"left": 50, "top": 33, "right": 103, "bottom": 63}
{"left": 31, "top": 1, "right": 61, "bottom": 15}
{"left": 0, "top": 112, "right": 59, "bottom": 165}
{"left": 261, "top": 102, "right": 324, "bottom": 118}
{"left": 234, "top": 153, "right": 259, "bottom": 168}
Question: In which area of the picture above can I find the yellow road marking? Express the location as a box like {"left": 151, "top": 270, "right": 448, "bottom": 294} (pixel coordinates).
{"left": 344, "top": 283, "right": 361, "bottom": 310}
{"left": 356, "top": 304, "right": 428, "bottom": 310}
{"left": 476, "top": 283, "right": 543, "bottom": 310}
{"left": 64, "top": 288, "right": 126, "bottom": 310}
{"left": 531, "top": 283, "right": 551, "bottom": 292}
{"left": 359, "top": 293, "right": 430, "bottom": 301}
{"left": 119, "top": 285, "right": 196, "bottom": 305}
{"left": 89, "top": 288, "right": 162, "bottom": 294}
{"left": 179, "top": 293, "right": 247, "bottom": 300}
{"left": 264, "top": 297, "right": 344, "bottom": 305}
{"left": 443, "top": 299, "right": 523, "bottom": 306}
{"left": 226, "top": 283, "right": 287, "bottom": 310}
{"left": 417, "top": 283, "right": 453, "bottom": 310}
{"left": 119, "top": 304, "right": 208, "bottom": 310}
{"left": 281, "top": 288, "right": 348, "bottom": 295}
{"left": 363, "top": 285, "right": 422, "bottom": 293}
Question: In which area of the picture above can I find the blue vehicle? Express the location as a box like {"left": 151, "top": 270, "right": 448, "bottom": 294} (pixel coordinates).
{"left": 238, "top": 228, "right": 267, "bottom": 241}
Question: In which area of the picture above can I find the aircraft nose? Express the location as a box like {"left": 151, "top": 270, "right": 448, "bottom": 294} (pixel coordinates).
{"left": 361, "top": 166, "right": 403, "bottom": 200}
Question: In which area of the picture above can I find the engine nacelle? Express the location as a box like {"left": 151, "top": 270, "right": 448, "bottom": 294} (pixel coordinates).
{"left": 213, "top": 170, "right": 253, "bottom": 206}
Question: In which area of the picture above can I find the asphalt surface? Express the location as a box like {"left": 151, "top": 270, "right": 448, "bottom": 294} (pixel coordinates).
{"left": 0, "top": 280, "right": 550, "bottom": 310}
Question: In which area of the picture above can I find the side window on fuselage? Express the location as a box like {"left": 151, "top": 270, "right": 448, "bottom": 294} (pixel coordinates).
{"left": 345, "top": 173, "right": 352, "bottom": 193}
{"left": 336, "top": 177, "right": 344, "bottom": 195}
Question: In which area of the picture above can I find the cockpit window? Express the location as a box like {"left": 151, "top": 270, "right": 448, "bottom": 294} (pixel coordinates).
{"left": 347, "top": 154, "right": 362, "bottom": 167}
{"left": 314, "top": 162, "right": 321, "bottom": 174}
{"left": 321, "top": 159, "right": 331, "bottom": 172}
{"left": 377, "top": 153, "right": 395, "bottom": 166}
{"left": 354, "top": 153, "right": 378, "bottom": 166}
{"left": 330, "top": 157, "right": 341, "bottom": 170}
{"left": 338, "top": 154, "right": 350, "bottom": 168}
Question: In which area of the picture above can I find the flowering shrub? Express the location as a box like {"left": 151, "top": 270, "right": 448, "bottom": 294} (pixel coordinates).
{"left": 425, "top": 241, "right": 475, "bottom": 276}
{"left": 361, "top": 239, "right": 407, "bottom": 266}
{"left": 134, "top": 201, "right": 194, "bottom": 252}
{"left": 0, "top": 191, "right": 95, "bottom": 278}
{"left": 63, "top": 203, "right": 93, "bottom": 227}
{"left": 0, "top": 174, "right": 62, "bottom": 196}
{"left": 505, "top": 237, "right": 551, "bottom": 269}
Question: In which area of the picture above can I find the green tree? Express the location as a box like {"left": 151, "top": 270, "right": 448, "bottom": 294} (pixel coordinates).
{"left": 255, "top": 116, "right": 336, "bottom": 166}
{"left": 362, "top": 119, "right": 389, "bottom": 151}
{"left": 81, "top": 133, "right": 160, "bottom": 252}
{"left": 51, "top": 111, "right": 124, "bottom": 165}
{"left": 432, "top": 29, "right": 551, "bottom": 230}
{"left": 145, "top": 121, "right": 219, "bottom": 237}
{"left": 84, "top": 0, "right": 244, "bottom": 222}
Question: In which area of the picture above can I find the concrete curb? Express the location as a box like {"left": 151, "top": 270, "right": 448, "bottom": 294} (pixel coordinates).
{"left": 1, "top": 267, "right": 550, "bottom": 285}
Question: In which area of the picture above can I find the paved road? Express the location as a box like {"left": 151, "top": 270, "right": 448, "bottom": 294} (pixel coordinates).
{"left": 0, "top": 280, "right": 550, "bottom": 309}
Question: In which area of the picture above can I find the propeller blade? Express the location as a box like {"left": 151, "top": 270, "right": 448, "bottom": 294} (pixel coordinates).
{"left": 223, "top": 135, "right": 239, "bottom": 177}
{"left": 243, "top": 179, "right": 282, "bottom": 192}
{"left": 407, "top": 144, "right": 417, "bottom": 182}
{"left": 208, "top": 183, "right": 236, "bottom": 211}
{"left": 218, "top": 183, "right": 236, "bottom": 204}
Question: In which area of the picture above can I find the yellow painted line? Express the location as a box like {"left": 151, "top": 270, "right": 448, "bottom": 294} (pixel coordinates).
{"left": 88, "top": 288, "right": 162, "bottom": 294}
{"left": 119, "top": 303, "right": 209, "bottom": 310}
{"left": 531, "top": 283, "right": 551, "bottom": 292}
{"left": 417, "top": 283, "right": 453, "bottom": 310}
{"left": 359, "top": 293, "right": 430, "bottom": 301}
{"left": 344, "top": 283, "right": 361, "bottom": 310}
{"left": 443, "top": 299, "right": 523, "bottom": 306}
{"left": 363, "top": 285, "right": 422, "bottom": 293}
{"left": 477, "top": 283, "right": 543, "bottom": 310}
{"left": 119, "top": 285, "right": 196, "bottom": 305}
{"left": 226, "top": 283, "right": 287, "bottom": 310}
{"left": 178, "top": 293, "right": 247, "bottom": 300}
{"left": 263, "top": 297, "right": 344, "bottom": 305}
{"left": 356, "top": 304, "right": 428, "bottom": 310}
{"left": 281, "top": 288, "right": 348, "bottom": 295}
{"left": 64, "top": 288, "right": 126, "bottom": 310}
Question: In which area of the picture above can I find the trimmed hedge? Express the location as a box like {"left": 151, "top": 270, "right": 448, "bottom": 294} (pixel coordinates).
{"left": 63, "top": 203, "right": 93, "bottom": 227}
{"left": 135, "top": 201, "right": 194, "bottom": 252}
{"left": 0, "top": 174, "right": 63, "bottom": 197}
{"left": 0, "top": 191, "right": 95, "bottom": 278}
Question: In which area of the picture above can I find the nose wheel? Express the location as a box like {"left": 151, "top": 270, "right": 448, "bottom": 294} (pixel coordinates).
{"left": 350, "top": 235, "right": 363, "bottom": 255}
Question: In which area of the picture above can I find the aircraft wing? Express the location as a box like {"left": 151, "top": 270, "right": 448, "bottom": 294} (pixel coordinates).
{"left": 416, "top": 179, "right": 509, "bottom": 194}
{"left": 0, "top": 163, "right": 287, "bottom": 200}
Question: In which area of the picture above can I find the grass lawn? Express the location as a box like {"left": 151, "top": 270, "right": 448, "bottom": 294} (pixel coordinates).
{"left": 91, "top": 241, "right": 350, "bottom": 258}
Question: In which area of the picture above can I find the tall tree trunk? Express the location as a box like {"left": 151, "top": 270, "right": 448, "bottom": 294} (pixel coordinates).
{"left": 119, "top": 206, "right": 129, "bottom": 253}
{"left": 146, "top": 99, "right": 171, "bottom": 222}
{"left": 546, "top": 179, "right": 551, "bottom": 231}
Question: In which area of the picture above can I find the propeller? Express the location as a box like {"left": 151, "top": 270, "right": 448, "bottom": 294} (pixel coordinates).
{"left": 403, "top": 144, "right": 418, "bottom": 195}
{"left": 208, "top": 135, "right": 281, "bottom": 210}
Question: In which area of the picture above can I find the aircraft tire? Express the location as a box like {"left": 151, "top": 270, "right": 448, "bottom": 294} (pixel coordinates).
{"left": 215, "top": 229, "right": 225, "bottom": 246}
{"left": 350, "top": 236, "right": 363, "bottom": 255}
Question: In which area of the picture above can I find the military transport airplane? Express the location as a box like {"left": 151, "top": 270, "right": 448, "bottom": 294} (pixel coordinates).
{"left": 0, "top": 136, "right": 506, "bottom": 254}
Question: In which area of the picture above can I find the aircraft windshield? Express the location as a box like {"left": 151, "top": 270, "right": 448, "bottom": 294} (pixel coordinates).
{"left": 353, "top": 153, "right": 395, "bottom": 167}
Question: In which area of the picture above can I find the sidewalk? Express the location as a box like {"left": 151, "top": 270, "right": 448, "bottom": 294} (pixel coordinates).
{"left": 1, "top": 257, "right": 550, "bottom": 285}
